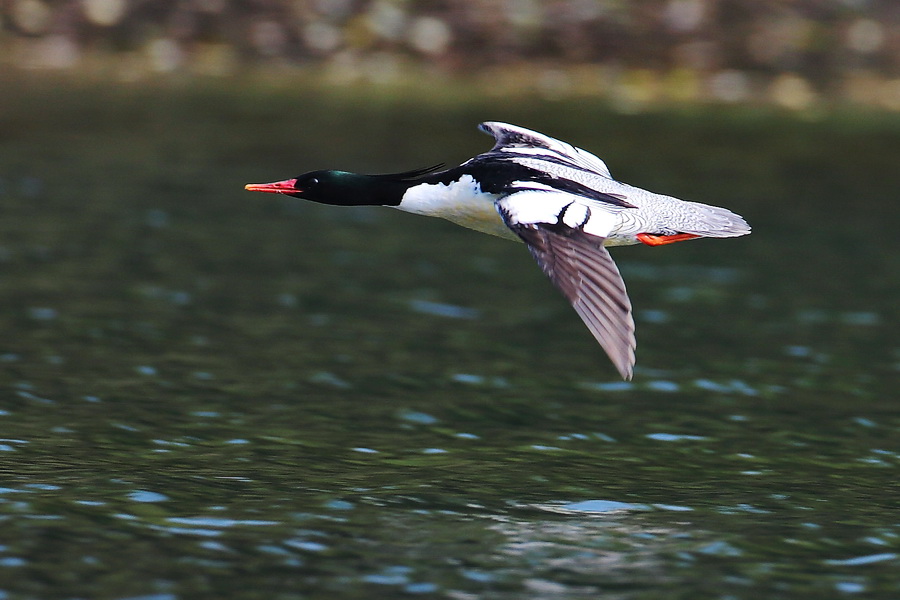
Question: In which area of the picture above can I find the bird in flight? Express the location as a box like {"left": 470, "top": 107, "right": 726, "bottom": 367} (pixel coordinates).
{"left": 245, "top": 122, "right": 750, "bottom": 379}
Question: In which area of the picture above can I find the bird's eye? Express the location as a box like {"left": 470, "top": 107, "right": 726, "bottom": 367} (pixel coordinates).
{"left": 308, "top": 177, "right": 319, "bottom": 186}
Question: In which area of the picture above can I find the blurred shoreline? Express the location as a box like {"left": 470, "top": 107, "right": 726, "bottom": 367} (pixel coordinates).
{"left": 5, "top": 59, "right": 900, "bottom": 117}
{"left": 2, "top": 0, "right": 900, "bottom": 113}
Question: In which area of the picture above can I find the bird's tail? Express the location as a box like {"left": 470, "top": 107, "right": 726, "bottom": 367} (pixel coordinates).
{"left": 679, "top": 201, "right": 751, "bottom": 238}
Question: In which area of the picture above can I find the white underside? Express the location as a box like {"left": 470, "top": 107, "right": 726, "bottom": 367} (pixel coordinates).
{"left": 395, "top": 175, "right": 519, "bottom": 241}
{"left": 395, "top": 175, "right": 632, "bottom": 246}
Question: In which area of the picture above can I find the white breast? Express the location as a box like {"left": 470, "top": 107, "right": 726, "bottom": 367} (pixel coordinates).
{"left": 395, "top": 175, "right": 517, "bottom": 240}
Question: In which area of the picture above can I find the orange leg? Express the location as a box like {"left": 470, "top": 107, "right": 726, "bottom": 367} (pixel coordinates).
{"left": 636, "top": 233, "right": 701, "bottom": 246}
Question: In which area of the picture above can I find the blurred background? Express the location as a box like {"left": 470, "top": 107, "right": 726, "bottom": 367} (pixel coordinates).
{"left": 1, "top": 2, "right": 899, "bottom": 600}
{"left": 3, "top": 0, "right": 900, "bottom": 110}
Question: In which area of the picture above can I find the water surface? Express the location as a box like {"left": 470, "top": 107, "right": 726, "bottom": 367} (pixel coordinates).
{"left": 0, "top": 77, "right": 898, "bottom": 599}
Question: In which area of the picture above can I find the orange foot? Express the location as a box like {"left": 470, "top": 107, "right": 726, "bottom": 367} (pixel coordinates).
{"left": 636, "top": 233, "right": 701, "bottom": 246}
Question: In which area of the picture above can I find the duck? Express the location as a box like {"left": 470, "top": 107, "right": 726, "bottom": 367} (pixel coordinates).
{"left": 245, "top": 122, "right": 750, "bottom": 380}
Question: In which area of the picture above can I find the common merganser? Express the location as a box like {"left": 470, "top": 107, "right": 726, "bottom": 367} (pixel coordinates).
{"left": 245, "top": 122, "right": 750, "bottom": 380}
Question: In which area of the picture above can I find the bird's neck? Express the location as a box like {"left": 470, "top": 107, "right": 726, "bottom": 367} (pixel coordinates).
{"left": 320, "top": 173, "right": 408, "bottom": 206}
{"left": 336, "top": 170, "right": 460, "bottom": 207}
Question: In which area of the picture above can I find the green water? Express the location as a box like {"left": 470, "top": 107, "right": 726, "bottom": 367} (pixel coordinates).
{"left": 0, "top": 76, "right": 898, "bottom": 599}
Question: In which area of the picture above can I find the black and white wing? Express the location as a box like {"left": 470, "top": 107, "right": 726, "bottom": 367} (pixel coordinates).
{"left": 498, "top": 191, "right": 636, "bottom": 380}
{"left": 471, "top": 122, "right": 638, "bottom": 378}
{"left": 478, "top": 121, "right": 615, "bottom": 181}
{"left": 477, "top": 121, "right": 752, "bottom": 242}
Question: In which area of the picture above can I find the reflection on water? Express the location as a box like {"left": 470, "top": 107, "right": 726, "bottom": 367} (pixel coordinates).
{"left": 0, "top": 80, "right": 898, "bottom": 598}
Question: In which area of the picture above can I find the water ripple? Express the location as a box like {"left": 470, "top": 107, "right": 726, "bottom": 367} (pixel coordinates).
{"left": 409, "top": 299, "right": 480, "bottom": 320}
{"left": 646, "top": 433, "right": 707, "bottom": 442}
{"left": 128, "top": 491, "right": 169, "bottom": 503}
{"left": 165, "top": 517, "right": 279, "bottom": 528}
{"left": 825, "top": 553, "right": 897, "bottom": 566}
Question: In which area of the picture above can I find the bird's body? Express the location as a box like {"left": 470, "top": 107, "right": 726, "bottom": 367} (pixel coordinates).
{"left": 393, "top": 174, "right": 516, "bottom": 240}
{"left": 245, "top": 122, "right": 750, "bottom": 379}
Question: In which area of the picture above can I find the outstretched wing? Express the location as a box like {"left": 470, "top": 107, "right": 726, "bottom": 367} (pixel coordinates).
{"left": 478, "top": 121, "right": 615, "bottom": 180}
{"left": 498, "top": 191, "right": 636, "bottom": 380}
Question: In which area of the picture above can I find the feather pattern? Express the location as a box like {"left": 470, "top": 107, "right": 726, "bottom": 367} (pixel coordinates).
{"left": 478, "top": 121, "right": 615, "bottom": 179}
{"left": 499, "top": 210, "right": 636, "bottom": 380}
{"left": 473, "top": 122, "right": 751, "bottom": 245}
{"left": 474, "top": 121, "right": 746, "bottom": 376}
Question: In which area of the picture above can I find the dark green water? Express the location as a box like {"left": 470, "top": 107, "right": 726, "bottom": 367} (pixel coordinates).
{"left": 0, "top": 76, "right": 898, "bottom": 599}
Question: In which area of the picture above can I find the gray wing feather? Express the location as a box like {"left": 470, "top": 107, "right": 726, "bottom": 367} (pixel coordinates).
{"left": 502, "top": 218, "right": 637, "bottom": 380}
{"left": 478, "top": 121, "right": 614, "bottom": 180}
